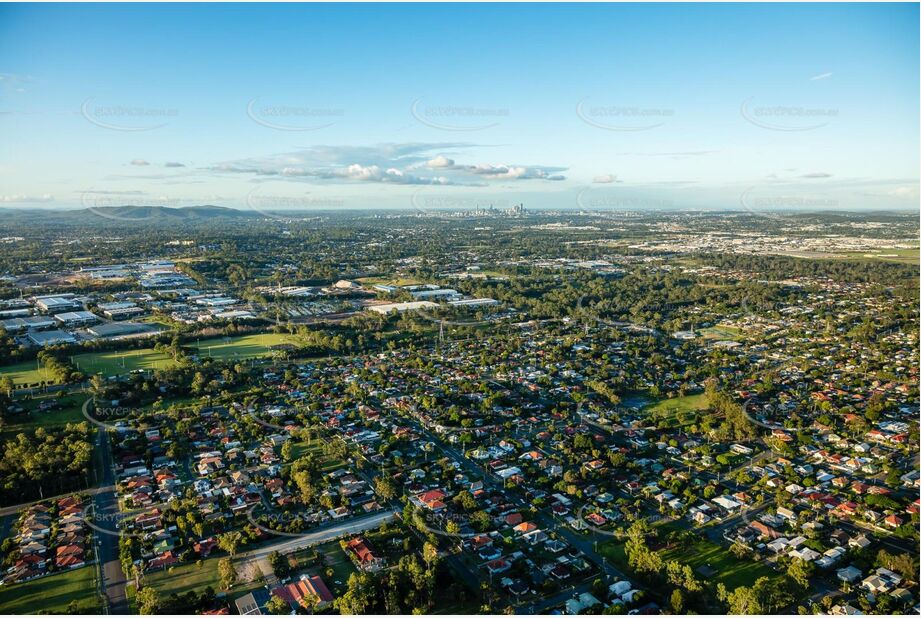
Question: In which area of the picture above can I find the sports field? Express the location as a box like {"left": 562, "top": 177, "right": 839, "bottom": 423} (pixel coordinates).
{"left": 1, "top": 332, "right": 303, "bottom": 385}
{"left": 698, "top": 325, "right": 743, "bottom": 341}
{"left": 189, "top": 332, "right": 300, "bottom": 360}
{"left": 72, "top": 347, "right": 177, "bottom": 376}
{"left": 0, "top": 359, "right": 57, "bottom": 387}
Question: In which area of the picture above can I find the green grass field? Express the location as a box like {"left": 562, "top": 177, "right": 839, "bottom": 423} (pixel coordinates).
{"left": 0, "top": 360, "right": 58, "bottom": 387}
{"left": 70, "top": 332, "right": 302, "bottom": 379}
{"left": 356, "top": 276, "right": 422, "bottom": 286}
{"left": 662, "top": 538, "right": 776, "bottom": 590}
{"left": 0, "top": 566, "right": 101, "bottom": 614}
{"left": 1, "top": 394, "right": 86, "bottom": 438}
{"left": 142, "top": 558, "right": 225, "bottom": 598}
{"left": 643, "top": 393, "right": 709, "bottom": 417}
{"left": 288, "top": 440, "right": 348, "bottom": 473}
{"left": 598, "top": 537, "right": 775, "bottom": 591}
{"left": 0, "top": 332, "right": 304, "bottom": 386}
{"left": 189, "top": 332, "right": 300, "bottom": 361}
{"left": 72, "top": 347, "right": 177, "bottom": 376}
{"left": 846, "top": 247, "right": 919, "bottom": 265}
{"left": 698, "top": 325, "right": 743, "bottom": 341}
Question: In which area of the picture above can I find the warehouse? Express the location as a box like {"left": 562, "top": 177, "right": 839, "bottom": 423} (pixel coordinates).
{"left": 98, "top": 301, "right": 145, "bottom": 320}
{"left": 33, "top": 295, "right": 81, "bottom": 313}
{"left": 410, "top": 288, "right": 461, "bottom": 301}
{"left": 366, "top": 301, "right": 438, "bottom": 314}
{"left": 1, "top": 316, "right": 57, "bottom": 332}
{"left": 87, "top": 322, "right": 157, "bottom": 339}
{"left": 54, "top": 311, "right": 99, "bottom": 327}
{"left": 27, "top": 329, "right": 77, "bottom": 347}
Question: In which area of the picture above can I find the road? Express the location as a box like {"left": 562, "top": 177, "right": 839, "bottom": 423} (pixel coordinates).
{"left": 93, "top": 428, "right": 129, "bottom": 614}
{"left": 238, "top": 508, "right": 399, "bottom": 567}
{"left": 0, "top": 484, "right": 115, "bottom": 517}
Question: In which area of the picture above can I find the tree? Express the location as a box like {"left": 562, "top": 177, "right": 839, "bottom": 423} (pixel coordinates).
{"left": 218, "top": 531, "right": 243, "bottom": 556}
{"left": 422, "top": 542, "right": 439, "bottom": 566}
{"left": 268, "top": 550, "right": 289, "bottom": 578}
{"left": 787, "top": 558, "right": 814, "bottom": 589}
{"left": 724, "top": 584, "right": 763, "bottom": 614}
{"left": 0, "top": 375, "right": 15, "bottom": 397}
{"left": 89, "top": 374, "right": 105, "bottom": 396}
{"left": 374, "top": 475, "right": 396, "bottom": 501}
{"left": 136, "top": 586, "right": 162, "bottom": 615}
{"left": 670, "top": 589, "right": 685, "bottom": 614}
{"left": 266, "top": 595, "right": 289, "bottom": 615}
{"left": 292, "top": 469, "right": 316, "bottom": 504}
{"left": 335, "top": 572, "right": 375, "bottom": 614}
{"left": 218, "top": 557, "right": 237, "bottom": 590}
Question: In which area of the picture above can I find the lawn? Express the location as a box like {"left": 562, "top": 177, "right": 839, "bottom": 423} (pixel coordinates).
{"left": 599, "top": 537, "right": 776, "bottom": 591}
{"left": 313, "top": 541, "right": 358, "bottom": 593}
{"left": 662, "top": 538, "right": 776, "bottom": 590}
{"left": 1, "top": 394, "right": 86, "bottom": 438}
{"left": 68, "top": 332, "right": 302, "bottom": 379}
{"left": 0, "top": 566, "right": 102, "bottom": 614}
{"left": 136, "top": 556, "right": 266, "bottom": 613}
{"left": 355, "top": 276, "right": 423, "bottom": 287}
{"left": 288, "top": 440, "right": 348, "bottom": 473}
{"left": 0, "top": 360, "right": 59, "bottom": 387}
{"left": 143, "top": 558, "right": 223, "bottom": 598}
{"left": 72, "top": 347, "right": 178, "bottom": 376}
{"left": 189, "top": 332, "right": 301, "bottom": 361}
{"left": 643, "top": 393, "right": 709, "bottom": 423}
{"left": 699, "top": 325, "right": 744, "bottom": 341}
{"left": 845, "top": 247, "right": 920, "bottom": 265}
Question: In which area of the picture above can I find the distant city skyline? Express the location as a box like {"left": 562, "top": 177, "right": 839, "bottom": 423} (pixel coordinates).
{"left": 0, "top": 2, "right": 918, "bottom": 212}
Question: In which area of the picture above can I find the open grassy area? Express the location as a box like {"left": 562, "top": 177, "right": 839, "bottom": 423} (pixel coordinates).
{"left": 288, "top": 440, "right": 348, "bottom": 473}
{"left": 312, "top": 540, "right": 358, "bottom": 592}
{"left": 1, "top": 393, "right": 86, "bottom": 438}
{"left": 662, "top": 538, "right": 776, "bottom": 590}
{"left": 643, "top": 393, "right": 709, "bottom": 420}
{"left": 845, "top": 247, "right": 920, "bottom": 265}
{"left": 190, "top": 332, "right": 301, "bottom": 361}
{"left": 699, "top": 325, "right": 743, "bottom": 341}
{"left": 598, "top": 537, "right": 775, "bottom": 591}
{"left": 142, "top": 555, "right": 262, "bottom": 599}
{"left": 143, "top": 558, "right": 224, "bottom": 598}
{"left": 0, "top": 360, "right": 59, "bottom": 387}
{"left": 355, "top": 276, "right": 423, "bottom": 287}
{"left": 68, "top": 332, "right": 302, "bottom": 379}
{"left": 72, "top": 347, "right": 177, "bottom": 376}
{"left": 0, "top": 566, "right": 101, "bottom": 614}
{"left": 0, "top": 332, "right": 305, "bottom": 386}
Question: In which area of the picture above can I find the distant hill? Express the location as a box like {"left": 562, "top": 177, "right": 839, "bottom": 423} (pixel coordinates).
{"left": 0, "top": 204, "right": 261, "bottom": 224}
{"left": 80, "top": 204, "right": 257, "bottom": 220}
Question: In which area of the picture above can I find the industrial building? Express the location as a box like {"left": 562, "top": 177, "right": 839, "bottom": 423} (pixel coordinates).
{"left": 54, "top": 311, "right": 99, "bottom": 327}
{"left": 33, "top": 295, "right": 81, "bottom": 313}
{"left": 26, "top": 329, "right": 77, "bottom": 347}
{"left": 1, "top": 316, "right": 57, "bottom": 332}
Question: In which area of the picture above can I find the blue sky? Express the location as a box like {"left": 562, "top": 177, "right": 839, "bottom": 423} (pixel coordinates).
{"left": 0, "top": 3, "right": 918, "bottom": 212}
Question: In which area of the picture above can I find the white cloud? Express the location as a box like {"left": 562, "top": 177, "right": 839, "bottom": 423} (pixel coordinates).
{"left": 810, "top": 72, "right": 833, "bottom": 81}
{"left": 427, "top": 155, "right": 455, "bottom": 169}
{"left": 0, "top": 194, "right": 54, "bottom": 203}
{"left": 130, "top": 159, "right": 150, "bottom": 166}
{"left": 593, "top": 174, "right": 619, "bottom": 184}
{"left": 210, "top": 143, "right": 567, "bottom": 186}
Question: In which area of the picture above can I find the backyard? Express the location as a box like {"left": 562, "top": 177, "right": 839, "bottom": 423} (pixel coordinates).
{"left": 0, "top": 566, "right": 101, "bottom": 614}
